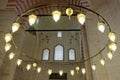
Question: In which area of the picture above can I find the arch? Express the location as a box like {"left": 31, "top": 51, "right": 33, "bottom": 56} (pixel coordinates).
{"left": 42, "top": 49, "right": 50, "bottom": 60}
{"left": 68, "top": 49, "right": 76, "bottom": 60}
{"left": 54, "top": 44, "right": 64, "bottom": 61}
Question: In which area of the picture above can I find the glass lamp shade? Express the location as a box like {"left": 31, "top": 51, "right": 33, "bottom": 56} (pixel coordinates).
{"left": 92, "top": 64, "right": 96, "bottom": 71}
{"left": 33, "top": 63, "right": 37, "bottom": 68}
{"left": 37, "top": 67, "right": 41, "bottom": 73}
{"left": 5, "top": 33, "right": 12, "bottom": 42}
{"left": 70, "top": 70, "right": 74, "bottom": 76}
{"left": 5, "top": 43, "right": 11, "bottom": 52}
{"left": 66, "top": 8, "right": 73, "bottom": 19}
{"left": 109, "top": 42, "right": 117, "bottom": 52}
{"left": 52, "top": 10, "right": 61, "bottom": 22}
{"left": 28, "top": 14, "right": 37, "bottom": 26}
{"left": 100, "top": 58, "right": 105, "bottom": 66}
{"left": 59, "top": 70, "right": 63, "bottom": 76}
{"left": 97, "top": 22, "right": 105, "bottom": 33}
{"left": 76, "top": 66, "right": 80, "bottom": 71}
{"left": 17, "top": 59, "right": 22, "bottom": 66}
{"left": 108, "top": 32, "right": 116, "bottom": 42}
{"left": 48, "top": 69, "right": 52, "bottom": 75}
{"left": 26, "top": 64, "right": 31, "bottom": 71}
{"left": 107, "top": 51, "right": 113, "bottom": 60}
{"left": 9, "top": 52, "right": 15, "bottom": 60}
{"left": 12, "top": 23, "right": 20, "bottom": 33}
{"left": 81, "top": 68, "right": 86, "bottom": 74}
{"left": 77, "top": 13, "right": 86, "bottom": 25}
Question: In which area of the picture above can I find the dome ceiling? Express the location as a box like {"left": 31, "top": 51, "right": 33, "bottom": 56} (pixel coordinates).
{"left": 7, "top": 0, "right": 90, "bottom": 15}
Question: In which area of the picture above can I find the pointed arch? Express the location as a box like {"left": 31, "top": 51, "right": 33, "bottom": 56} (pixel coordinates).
{"left": 68, "top": 49, "right": 76, "bottom": 60}
{"left": 54, "top": 44, "right": 64, "bottom": 60}
{"left": 42, "top": 49, "right": 50, "bottom": 60}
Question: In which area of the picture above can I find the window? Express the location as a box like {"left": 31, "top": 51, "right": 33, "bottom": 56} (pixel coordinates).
{"left": 54, "top": 45, "right": 63, "bottom": 60}
{"left": 42, "top": 49, "right": 49, "bottom": 60}
{"left": 57, "top": 32, "right": 62, "bottom": 37}
{"left": 69, "top": 49, "right": 75, "bottom": 60}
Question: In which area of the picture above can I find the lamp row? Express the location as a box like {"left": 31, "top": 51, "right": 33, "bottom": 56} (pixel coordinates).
{"left": 16, "top": 60, "right": 105, "bottom": 75}
{"left": 5, "top": 52, "right": 115, "bottom": 77}
{"left": 7, "top": 51, "right": 113, "bottom": 66}
{"left": 6, "top": 8, "right": 116, "bottom": 35}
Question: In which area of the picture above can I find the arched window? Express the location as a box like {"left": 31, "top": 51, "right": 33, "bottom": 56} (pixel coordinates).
{"left": 69, "top": 49, "right": 75, "bottom": 60}
{"left": 54, "top": 45, "right": 63, "bottom": 60}
{"left": 42, "top": 49, "right": 49, "bottom": 60}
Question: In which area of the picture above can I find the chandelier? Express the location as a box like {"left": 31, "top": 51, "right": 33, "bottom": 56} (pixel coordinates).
{"left": 5, "top": 3, "right": 117, "bottom": 76}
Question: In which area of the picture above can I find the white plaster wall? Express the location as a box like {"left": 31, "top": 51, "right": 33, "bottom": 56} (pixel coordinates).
{"left": 97, "top": 0, "right": 120, "bottom": 80}
{"left": 86, "top": 0, "right": 120, "bottom": 80}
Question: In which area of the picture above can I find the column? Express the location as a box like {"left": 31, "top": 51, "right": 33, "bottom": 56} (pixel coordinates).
{"left": 0, "top": 30, "right": 25, "bottom": 80}
{"left": 81, "top": 26, "right": 93, "bottom": 80}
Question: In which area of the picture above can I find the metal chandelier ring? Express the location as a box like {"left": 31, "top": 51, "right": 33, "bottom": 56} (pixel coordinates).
{"left": 11, "top": 3, "right": 112, "bottom": 63}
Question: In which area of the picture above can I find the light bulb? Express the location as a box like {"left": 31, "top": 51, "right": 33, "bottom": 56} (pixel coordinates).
{"left": 17, "top": 59, "right": 22, "bottom": 66}
{"left": 48, "top": 69, "right": 52, "bottom": 75}
{"left": 5, "top": 43, "right": 11, "bottom": 52}
{"left": 107, "top": 51, "right": 113, "bottom": 60}
{"left": 59, "top": 70, "right": 63, "bottom": 76}
{"left": 33, "top": 63, "right": 37, "bottom": 68}
{"left": 76, "top": 66, "right": 80, "bottom": 71}
{"left": 109, "top": 42, "right": 117, "bottom": 52}
{"left": 77, "top": 13, "right": 86, "bottom": 25}
{"left": 70, "top": 70, "right": 74, "bottom": 76}
{"left": 76, "top": 66, "right": 80, "bottom": 73}
{"left": 97, "top": 22, "right": 105, "bottom": 33}
{"left": 9, "top": 52, "right": 15, "bottom": 60}
{"left": 81, "top": 68, "right": 86, "bottom": 74}
{"left": 108, "top": 32, "right": 116, "bottom": 42}
{"left": 12, "top": 23, "right": 20, "bottom": 33}
{"left": 66, "top": 8, "right": 73, "bottom": 19}
{"left": 26, "top": 64, "right": 31, "bottom": 71}
{"left": 37, "top": 67, "right": 41, "bottom": 73}
{"left": 100, "top": 58, "right": 105, "bottom": 66}
{"left": 5, "top": 33, "right": 12, "bottom": 42}
{"left": 92, "top": 64, "right": 96, "bottom": 71}
{"left": 28, "top": 14, "right": 37, "bottom": 26}
{"left": 52, "top": 10, "right": 61, "bottom": 22}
